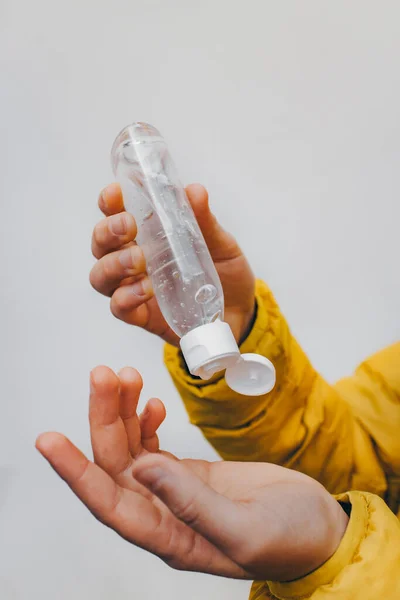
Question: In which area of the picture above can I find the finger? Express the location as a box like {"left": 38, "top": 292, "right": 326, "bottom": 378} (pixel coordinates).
{"left": 98, "top": 183, "right": 125, "bottom": 216}
{"left": 110, "top": 291, "right": 179, "bottom": 345}
{"left": 36, "top": 432, "right": 158, "bottom": 534}
{"left": 91, "top": 213, "right": 137, "bottom": 259}
{"left": 110, "top": 279, "right": 153, "bottom": 324}
{"left": 133, "top": 454, "right": 243, "bottom": 554}
{"left": 37, "top": 435, "right": 248, "bottom": 578}
{"left": 140, "top": 397, "right": 166, "bottom": 453}
{"left": 185, "top": 184, "right": 242, "bottom": 263}
{"left": 118, "top": 369, "right": 175, "bottom": 460}
{"left": 89, "top": 366, "right": 132, "bottom": 476}
{"left": 90, "top": 245, "right": 146, "bottom": 297}
{"left": 118, "top": 367, "right": 143, "bottom": 457}
{"left": 36, "top": 432, "right": 121, "bottom": 524}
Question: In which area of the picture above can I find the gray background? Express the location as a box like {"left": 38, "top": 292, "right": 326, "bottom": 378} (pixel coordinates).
{"left": 1, "top": 1, "right": 399, "bottom": 598}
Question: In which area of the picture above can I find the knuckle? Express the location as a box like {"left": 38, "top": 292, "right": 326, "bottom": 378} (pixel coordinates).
{"left": 134, "top": 246, "right": 146, "bottom": 271}
{"left": 110, "top": 289, "right": 134, "bottom": 317}
{"left": 130, "top": 246, "right": 145, "bottom": 273}
{"left": 157, "top": 533, "right": 181, "bottom": 568}
{"left": 173, "top": 496, "right": 201, "bottom": 529}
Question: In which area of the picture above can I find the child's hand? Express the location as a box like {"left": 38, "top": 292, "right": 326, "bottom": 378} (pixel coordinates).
{"left": 36, "top": 367, "right": 348, "bottom": 583}
{"left": 89, "top": 184, "right": 256, "bottom": 346}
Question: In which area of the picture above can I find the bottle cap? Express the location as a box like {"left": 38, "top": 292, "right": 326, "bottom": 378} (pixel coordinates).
{"left": 180, "top": 320, "right": 241, "bottom": 380}
{"left": 180, "top": 321, "right": 275, "bottom": 396}
{"left": 225, "top": 353, "right": 276, "bottom": 396}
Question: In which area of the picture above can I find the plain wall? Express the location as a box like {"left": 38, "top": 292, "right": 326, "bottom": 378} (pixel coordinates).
{"left": 1, "top": 1, "right": 399, "bottom": 598}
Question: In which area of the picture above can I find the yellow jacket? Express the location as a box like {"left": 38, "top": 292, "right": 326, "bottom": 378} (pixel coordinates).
{"left": 164, "top": 280, "right": 400, "bottom": 599}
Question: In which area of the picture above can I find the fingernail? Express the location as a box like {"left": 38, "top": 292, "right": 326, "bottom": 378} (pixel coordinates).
{"left": 119, "top": 246, "right": 143, "bottom": 271}
{"left": 131, "top": 278, "right": 152, "bottom": 297}
{"left": 141, "top": 406, "right": 150, "bottom": 422}
{"left": 119, "top": 247, "right": 135, "bottom": 269}
{"left": 109, "top": 214, "right": 127, "bottom": 236}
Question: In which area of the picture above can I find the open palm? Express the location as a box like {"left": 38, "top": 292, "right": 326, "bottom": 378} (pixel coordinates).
{"left": 37, "top": 366, "right": 347, "bottom": 583}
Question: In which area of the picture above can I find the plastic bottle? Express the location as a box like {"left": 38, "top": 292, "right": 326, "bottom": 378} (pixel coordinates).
{"left": 111, "top": 122, "right": 275, "bottom": 396}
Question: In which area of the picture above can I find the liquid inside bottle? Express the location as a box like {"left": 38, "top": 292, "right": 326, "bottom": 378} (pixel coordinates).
{"left": 111, "top": 122, "right": 276, "bottom": 394}
{"left": 111, "top": 122, "right": 224, "bottom": 338}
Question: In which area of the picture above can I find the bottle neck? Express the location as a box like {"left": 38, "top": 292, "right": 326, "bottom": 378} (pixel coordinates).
{"left": 180, "top": 321, "right": 241, "bottom": 380}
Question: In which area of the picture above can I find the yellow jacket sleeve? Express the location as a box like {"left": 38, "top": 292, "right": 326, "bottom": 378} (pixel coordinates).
{"left": 250, "top": 491, "right": 400, "bottom": 600}
{"left": 164, "top": 280, "right": 400, "bottom": 502}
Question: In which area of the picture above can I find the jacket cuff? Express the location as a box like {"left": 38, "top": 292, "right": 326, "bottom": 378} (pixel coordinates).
{"left": 266, "top": 491, "right": 366, "bottom": 598}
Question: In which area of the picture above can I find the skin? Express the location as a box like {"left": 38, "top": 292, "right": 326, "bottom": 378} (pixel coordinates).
{"left": 89, "top": 183, "right": 256, "bottom": 346}
{"left": 37, "top": 183, "right": 348, "bottom": 583}
{"left": 37, "top": 366, "right": 348, "bottom": 583}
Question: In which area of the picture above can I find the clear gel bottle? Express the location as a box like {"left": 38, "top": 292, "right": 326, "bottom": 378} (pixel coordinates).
{"left": 111, "top": 122, "right": 275, "bottom": 396}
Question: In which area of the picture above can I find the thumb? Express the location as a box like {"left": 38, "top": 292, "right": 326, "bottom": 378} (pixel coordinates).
{"left": 185, "top": 184, "right": 242, "bottom": 263}
{"left": 133, "top": 455, "right": 242, "bottom": 552}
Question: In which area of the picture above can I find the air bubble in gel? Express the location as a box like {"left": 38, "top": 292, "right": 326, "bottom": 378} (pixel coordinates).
{"left": 111, "top": 123, "right": 224, "bottom": 338}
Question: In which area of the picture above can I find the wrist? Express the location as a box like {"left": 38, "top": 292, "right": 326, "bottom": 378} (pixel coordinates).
{"left": 331, "top": 501, "right": 350, "bottom": 552}
{"left": 306, "top": 497, "right": 349, "bottom": 579}
{"left": 267, "top": 493, "right": 367, "bottom": 600}
{"left": 278, "top": 493, "right": 349, "bottom": 584}
{"left": 238, "top": 299, "right": 257, "bottom": 346}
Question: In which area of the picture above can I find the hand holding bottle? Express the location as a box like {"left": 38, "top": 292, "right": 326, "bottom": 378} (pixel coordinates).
{"left": 36, "top": 366, "right": 348, "bottom": 583}
{"left": 90, "top": 182, "right": 255, "bottom": 347}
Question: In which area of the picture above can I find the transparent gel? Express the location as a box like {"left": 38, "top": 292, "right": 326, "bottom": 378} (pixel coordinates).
{"left": 111, "top": 122, "right": 275, "bottom": 395}
{"left": 111, "top": 123, "right": 224, "bottom": 339}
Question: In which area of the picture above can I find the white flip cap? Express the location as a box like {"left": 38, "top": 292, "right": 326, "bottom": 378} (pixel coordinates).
{"left": 225, "top": 353, "right": 275, "bottom": 396}
{"left": 180, "top": 320, "right": 275, "bottom": 396}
